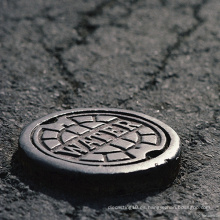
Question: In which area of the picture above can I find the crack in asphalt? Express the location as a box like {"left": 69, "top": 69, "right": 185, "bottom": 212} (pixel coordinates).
{"left": 1, "top": 4, "right": 84, "bottom": 96}
{"left": 10, "top": 0, "right": 208, "bottom": 108}
{"left": 71, "top": 0, "right": 140, "bottom": 44}
{"left": 6, "top": 0, "right": 142, "bottom": 106}
{"left": 158, "top": 0, "right": 207, "bottom": 73}
{"left": 37, "top": 1, "right": 119, "bottom": 94}
{"left": 38, "top": 0, "right": 208, "bottom": 108}
{"left": 0, "top": 1, "right": 116, "bottom": 97}
{"left": 32, "top": 23, "right": 84, "bottom": 95}
{"left": 38, "top": 0, "right": 140, "bottom": 102}
{"left": 118, "top": 0, "right": 208, "bottom": 107}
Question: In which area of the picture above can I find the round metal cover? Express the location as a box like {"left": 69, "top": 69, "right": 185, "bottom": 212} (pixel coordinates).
{"left": 19, "top": 108, "right": 181, "bottom": 194}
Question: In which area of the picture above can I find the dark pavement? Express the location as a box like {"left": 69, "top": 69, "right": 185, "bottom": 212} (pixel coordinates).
{"left": 0, "top": 0, "right": 220, "bottom": 219}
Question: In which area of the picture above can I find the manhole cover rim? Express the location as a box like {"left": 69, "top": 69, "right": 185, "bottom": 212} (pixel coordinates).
{"left": 19, "top": 108, "right": 180, "bottom": 174}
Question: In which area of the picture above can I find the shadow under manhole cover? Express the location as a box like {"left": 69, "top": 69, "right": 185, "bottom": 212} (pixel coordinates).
{"left": 19, "top": 108, "right": 181, "bottom": 195}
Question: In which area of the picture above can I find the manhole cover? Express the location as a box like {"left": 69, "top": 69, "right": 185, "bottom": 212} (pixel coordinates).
{"left": 19, "top": 108, "right": 181, "bottom": 194}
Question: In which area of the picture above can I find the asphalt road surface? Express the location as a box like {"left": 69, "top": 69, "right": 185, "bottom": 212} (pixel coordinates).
{"left": 0, "top": 0, "right": 220, "bottom": 219}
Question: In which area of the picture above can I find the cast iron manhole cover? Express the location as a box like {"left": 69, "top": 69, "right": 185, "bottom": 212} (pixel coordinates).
{"left": 19, "top": 108, "right": 181, "bottom": 194}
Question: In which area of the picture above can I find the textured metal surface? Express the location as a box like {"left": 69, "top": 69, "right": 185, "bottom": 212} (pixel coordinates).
{"left": 19, "top": 108, "right": 181, "bottom": 193}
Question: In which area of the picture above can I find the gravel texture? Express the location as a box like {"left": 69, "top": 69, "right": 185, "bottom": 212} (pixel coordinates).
{"left": 0, "top": 0, "right": 220, "bottom": 219}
